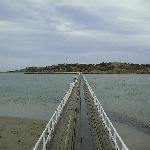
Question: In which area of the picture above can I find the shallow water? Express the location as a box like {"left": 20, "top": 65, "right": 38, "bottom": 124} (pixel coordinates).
{"left": 0, "top": 73, "right": 150, "bottom": 149}
{"left": 85, "top": 74, "right": 150, "bottom": 150}
{"left": 0, "top": 73, "right": 73, "bottom": 120}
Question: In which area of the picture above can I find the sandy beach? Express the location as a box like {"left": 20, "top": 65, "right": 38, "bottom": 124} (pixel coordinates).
{"left": 0, "top": 116, "right": 47, "bottom": 150}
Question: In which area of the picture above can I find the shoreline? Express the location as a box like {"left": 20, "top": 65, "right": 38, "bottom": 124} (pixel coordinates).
{"left": 0, "top": 72, "right": 150, "bottom": 74}
{"left": 0, "top": 116, "right": 47, "bottom": 150}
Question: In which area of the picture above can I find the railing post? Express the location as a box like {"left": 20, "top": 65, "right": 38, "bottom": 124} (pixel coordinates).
{"left": 114, "top": 132, "right": 117, "bottom": 148}
{"left": 57, "top": 107, "right": 60, "bottom": 118}
{"left": 101, "top": 111, "right": 104, "bottom": 121}
{"left": 59, "top": 105, "right": 61, "bottom": 116}
{"left": 43, "top": 133, "right": 46, "bottom": 150}
{"left": 122, "top": 143, "right": 128, "bottom": 150}
{"left": 52, "top": 117, "right": 55, "bottom": 132}
{"left": 108, "top": 123, "right": 111, "bottom": 136}
{"left": 55, "top": 111, "right": 58, "bottom": 123}
{"left": 98, "top": 104, "right": 101, "bottom": 115}
{"left": 48, "top": 123, "right": 51, "bottom": 141}
{"left": 33, "top": 147, "right": 37, "bottom": 150}
{"left": 104, "top": 114, "right": 107, "bottom": 127}
{"left": 122, "top": 144, "right": 125, "bottom": 150}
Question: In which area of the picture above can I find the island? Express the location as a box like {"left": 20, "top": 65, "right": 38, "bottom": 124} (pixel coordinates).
{"left": 11, "top": 62, "right": 150, "bottom": 74}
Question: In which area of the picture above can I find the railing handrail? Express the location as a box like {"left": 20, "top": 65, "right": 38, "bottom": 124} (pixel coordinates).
{"left": 83, "top": 76, "right": 129, "bottom": 150}
{"left": 33, "top": 74, "right": 79, "bottom": 150}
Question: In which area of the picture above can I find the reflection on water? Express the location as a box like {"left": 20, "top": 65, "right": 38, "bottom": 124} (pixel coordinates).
{"left": 85, "top": 74, "right": 150, "bottom": 150}
{"left": 0, "top": 73, "right": 73, "bottom": 120}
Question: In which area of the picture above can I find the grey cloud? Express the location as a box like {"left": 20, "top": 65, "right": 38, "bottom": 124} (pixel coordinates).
{"left": 54, "top": 4, "right": 97, "bottom": 27}
{"left": 0, "top": 0, "right": 150, "bottom": 71}
{"left": 54, "top": 3, "right": 150, "bottom": 35}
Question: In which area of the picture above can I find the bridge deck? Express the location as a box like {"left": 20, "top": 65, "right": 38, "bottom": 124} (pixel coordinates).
{"left": 82, "top": 78, "right": 115, "bottom": 150}
{"left": 47, "top": 76, "right": 116, "bottom": 150}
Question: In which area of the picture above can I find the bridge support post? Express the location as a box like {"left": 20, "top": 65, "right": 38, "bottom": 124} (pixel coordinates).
{"left": 43, "top": 133, "right": 46, "bottom": 150}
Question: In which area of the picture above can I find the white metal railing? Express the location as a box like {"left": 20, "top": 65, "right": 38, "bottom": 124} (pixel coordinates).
{"left": 33, "top": 77, "right": 78, "bottom": 150}
{"left": 83, "top": 76, "right": 129, "bottom": 150}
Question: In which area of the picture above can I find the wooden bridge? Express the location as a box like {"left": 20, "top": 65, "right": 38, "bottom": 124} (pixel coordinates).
{"left": 33, "top": 73, "right": 128, "bottom": 150}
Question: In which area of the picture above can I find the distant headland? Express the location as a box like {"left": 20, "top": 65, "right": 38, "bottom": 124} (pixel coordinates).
{"left": 9, "top": 62, "right": 150, "bottom": 74}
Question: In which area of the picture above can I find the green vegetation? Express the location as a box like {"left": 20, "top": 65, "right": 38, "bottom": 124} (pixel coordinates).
{"left": 12, "top": 62, "right": 150, "bottom": 74}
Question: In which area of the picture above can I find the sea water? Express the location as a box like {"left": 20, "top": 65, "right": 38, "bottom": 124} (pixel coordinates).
{"left": 0, "top": 73, "right": 149, "bottom": 149}
{"left": 0, "top": 73, "right": 73, "bottom": 120}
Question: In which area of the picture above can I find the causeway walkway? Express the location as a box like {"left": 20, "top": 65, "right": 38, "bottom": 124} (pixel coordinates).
{"left": 82, "top": 78, "right": 115, "bottom": 150}
{"left": 47, "top": 78, "right": 81, "bottom": 150}
{"left": 47, "top": 75, "right": 116, "bottom": 150}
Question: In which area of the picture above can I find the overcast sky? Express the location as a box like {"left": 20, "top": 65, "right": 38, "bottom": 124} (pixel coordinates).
{"left": 0, "top": 0, "right": 150, "bottom": 71}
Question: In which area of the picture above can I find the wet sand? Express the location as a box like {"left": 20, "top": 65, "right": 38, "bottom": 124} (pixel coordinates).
{"left": 113, "top": 122, "right": 150, "bottom": 150}
{"left": 0, "top": 116, "right": 47, "bottom": 150}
